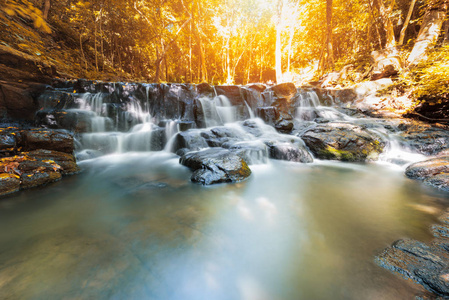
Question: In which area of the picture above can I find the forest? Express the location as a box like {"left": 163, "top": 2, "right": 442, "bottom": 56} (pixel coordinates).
{"left": 1, "top": 0, "right": 448, "bottom": 91}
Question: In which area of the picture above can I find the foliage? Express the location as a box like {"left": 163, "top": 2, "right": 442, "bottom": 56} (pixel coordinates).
{"left": 0, "top": 0, "right": 447, "bottom": 89}
{"left": 3, "top": 0, "right": 51, "bottom": 33}
{"left": 407, "top": 45, "right": 449, "bottom": 99}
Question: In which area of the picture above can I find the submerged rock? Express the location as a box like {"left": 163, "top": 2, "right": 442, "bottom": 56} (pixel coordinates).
{"left": 301, "top": 122, "right": 385, "bottom": 161}
{"left": 376, "top": 208, "right": 449, "bottom": 298}
{"left": 179, "top": 148, "right": 251, "bottom": 185}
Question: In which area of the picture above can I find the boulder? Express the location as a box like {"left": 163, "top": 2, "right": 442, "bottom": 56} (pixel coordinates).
{"left": 301, "top": 122, "right": 385, "bottom": 161}
{"left": 20, "top": 129, "right": 74, "bottom": 153}
{"left": 179, "top": 148, "right": 251, "bottom": 185}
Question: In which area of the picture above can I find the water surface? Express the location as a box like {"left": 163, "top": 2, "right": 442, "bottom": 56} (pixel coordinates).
{"left": 0, "top": 153, "right": 447, "bottom": 300}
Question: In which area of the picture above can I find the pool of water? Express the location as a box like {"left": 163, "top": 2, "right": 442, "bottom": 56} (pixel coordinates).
{"left": 0, "top": 152, "right": 448, "bottom": 299}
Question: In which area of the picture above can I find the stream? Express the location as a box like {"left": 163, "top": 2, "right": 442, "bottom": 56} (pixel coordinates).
{"left": 1, "top": 82, "right": 449, "bottom": 299}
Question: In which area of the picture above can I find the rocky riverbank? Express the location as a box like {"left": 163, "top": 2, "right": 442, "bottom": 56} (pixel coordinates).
{"left": 0, "top": 128, "right": 78, "bottom": 196}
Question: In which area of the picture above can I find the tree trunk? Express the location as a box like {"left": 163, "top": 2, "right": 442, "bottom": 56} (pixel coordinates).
{"left": 326, "top": 0, "right": 334, "bottom": 69}
{"left": 94, "top": 19, "right": 98, "bottom": 72}
{"left": 275, "top": 0, "right": 283, "bottom": 83}
{"left": 385, "top": 0, "right": 396, "bottom": 48}
{"left": 373, "top": 0, "right": 396, "bottom": 49}
{"left": 407, "top": 0, "right": 448, "bottom": 65}
{"left": 398, "top": 0, "right": 417, "bottom": 45}
{"left": 43, "top": 0, "right": 51, "bottom": 20}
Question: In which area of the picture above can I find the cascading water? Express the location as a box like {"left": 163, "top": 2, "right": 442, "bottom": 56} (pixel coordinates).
{"left": 296, "top": 89, "right": 353, "bottom": 122}
{"left": 3, "top": 81, "right": 449, "bottom": 300}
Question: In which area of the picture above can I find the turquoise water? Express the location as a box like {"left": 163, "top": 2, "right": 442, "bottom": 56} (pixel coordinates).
{"left": 0, "top": 153, "right": 447, "bottom": 299}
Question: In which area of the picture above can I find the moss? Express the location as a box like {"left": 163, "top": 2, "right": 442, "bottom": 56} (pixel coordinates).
{"left": 318, "top": 146, "right": 357, "bottom": 162}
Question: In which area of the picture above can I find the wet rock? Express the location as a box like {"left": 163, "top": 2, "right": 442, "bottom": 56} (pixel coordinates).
{"left": 37, "top": 90, "right": 76, "bottom": 109}
{"left": 20, "top": 170, "right": 61, "bottom": 189}
{"left": 267, "top": 142, "right": 313, "bottom": 163}
{"left": 275, "top": 119, "right": 294, "bottom": 134}
{"left": 227, "top": 141, "right": 269, "bottom": 165}
{"left": 301, "top": 122, "right": 385, "bottom": 161}
{"left": 179, "top": 148, "right": 251, "bottom": 185}
{"left": 256, "top": 107, "right": 278, "bottom": 125}
{"left": 215, "top": 85, "right": 243, "bottom": 105}
{"left": 171, "top": 130, "right": 208, "bottom": 153}
{"left": 399, "top": 125, "right": 449, "bottom": 156}
{"left": 20, "top": 129, "right": 74, "bottom": 153}
{"left": 406, "top": 157, "right": 449, "bottom": 180}
{"left": 75, "top": 149, "right": 103, "bottom": 161}
{"left": 35, "top": 109, "right": 110, "bottom": 133}
{"left": 240, "top": 119, "right": 265, "bottom": 137}
{"left": 376, "top": 238, "right": 449, "bottom": 298}
{"left": 27, "top": 149, "right": 79, "bottom": 175}
{"left": 424, "top": 173, "right": 449, "bottom": 192}
{"left": 200, "top": 126, "right": 246, "bottom": 148}
{"left": 0, "top": 131, "right": 17, "bottom": 153}
{"left": 196, "top": 82, "right": 215, "bottom": 97}
{"left": 0, "top": 173, "right": 20, "bottom": 196}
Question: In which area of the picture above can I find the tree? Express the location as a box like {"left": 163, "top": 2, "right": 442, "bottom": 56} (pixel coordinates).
{"left": 407, "top": 0, "right": 449, "bottom": 65}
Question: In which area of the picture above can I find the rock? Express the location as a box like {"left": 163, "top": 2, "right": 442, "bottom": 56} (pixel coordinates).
{"left": 215, "top": 85, "right": 243, "bottom": 105}
{"left": 227, "top": 141, "right": 269, "bottom": 165}
{"left": 424, "top": 173, "right": 449, "bottom": 192}
{"left": 256, "top": 107, "right": 278, "bottom": 125}
{"left": 267, "top": 142, "right": 313, "bottom": 163}
{"left": 171, "top": 130, "right": 208, "bottom": 153}
{"left": 20, "top": 170, "right": 61, "bottom": 189}
{"left": 0, "top": 82, "right": 39, "bottom": 120}
{"left": 0, "top": 131, "right": 17, "bottom": 153}
{"left": 0, "top": 173, "right": 20, "bottom": 196}
{"left": 75, "top": 149, "right": 103, "bottom": 161}
{"left": 406, "top": 157, "right": 449, "bottom": 180}
{"left": 275, "top": 119, "right": 294, "bottom": 134}
{"left": 268, "top": 82, "right": 297, "bottom": 98}
{"left": 179, "top": 148, "right": 251, "bottom": 185}
{"left": 399, "top": 125, "right": 449, "bottom": 156}
{"left": 37, "top": 90, "right": 76, "bottom": 109}
{"left": 35, "top": 109, "right": 111, "bottom": 133}
{"left": 0, "top": 45, "right": 56, "bottom": 83}
{"left": 301, "top": 122, "right": 385, "bottom": 161}
{"left": 27, "top": 149, "right": 79, "bottom": 175}
{"left": 20, "top": 129, "right": 74, "bottom": 153}
{"left": 196, "top": 82, "right": 215, "bottom": 97}
{"left": 376, "top": 238, "right": 449, "bottom": 298}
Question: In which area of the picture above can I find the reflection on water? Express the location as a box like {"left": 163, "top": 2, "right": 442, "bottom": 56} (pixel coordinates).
{"left": 0, "top": 153, "right": 447, "bottom": 300}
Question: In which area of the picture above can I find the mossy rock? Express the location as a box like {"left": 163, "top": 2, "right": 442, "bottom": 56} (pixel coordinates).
{"left": 301, "top": 122, "right": 385, "bottom": 162}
